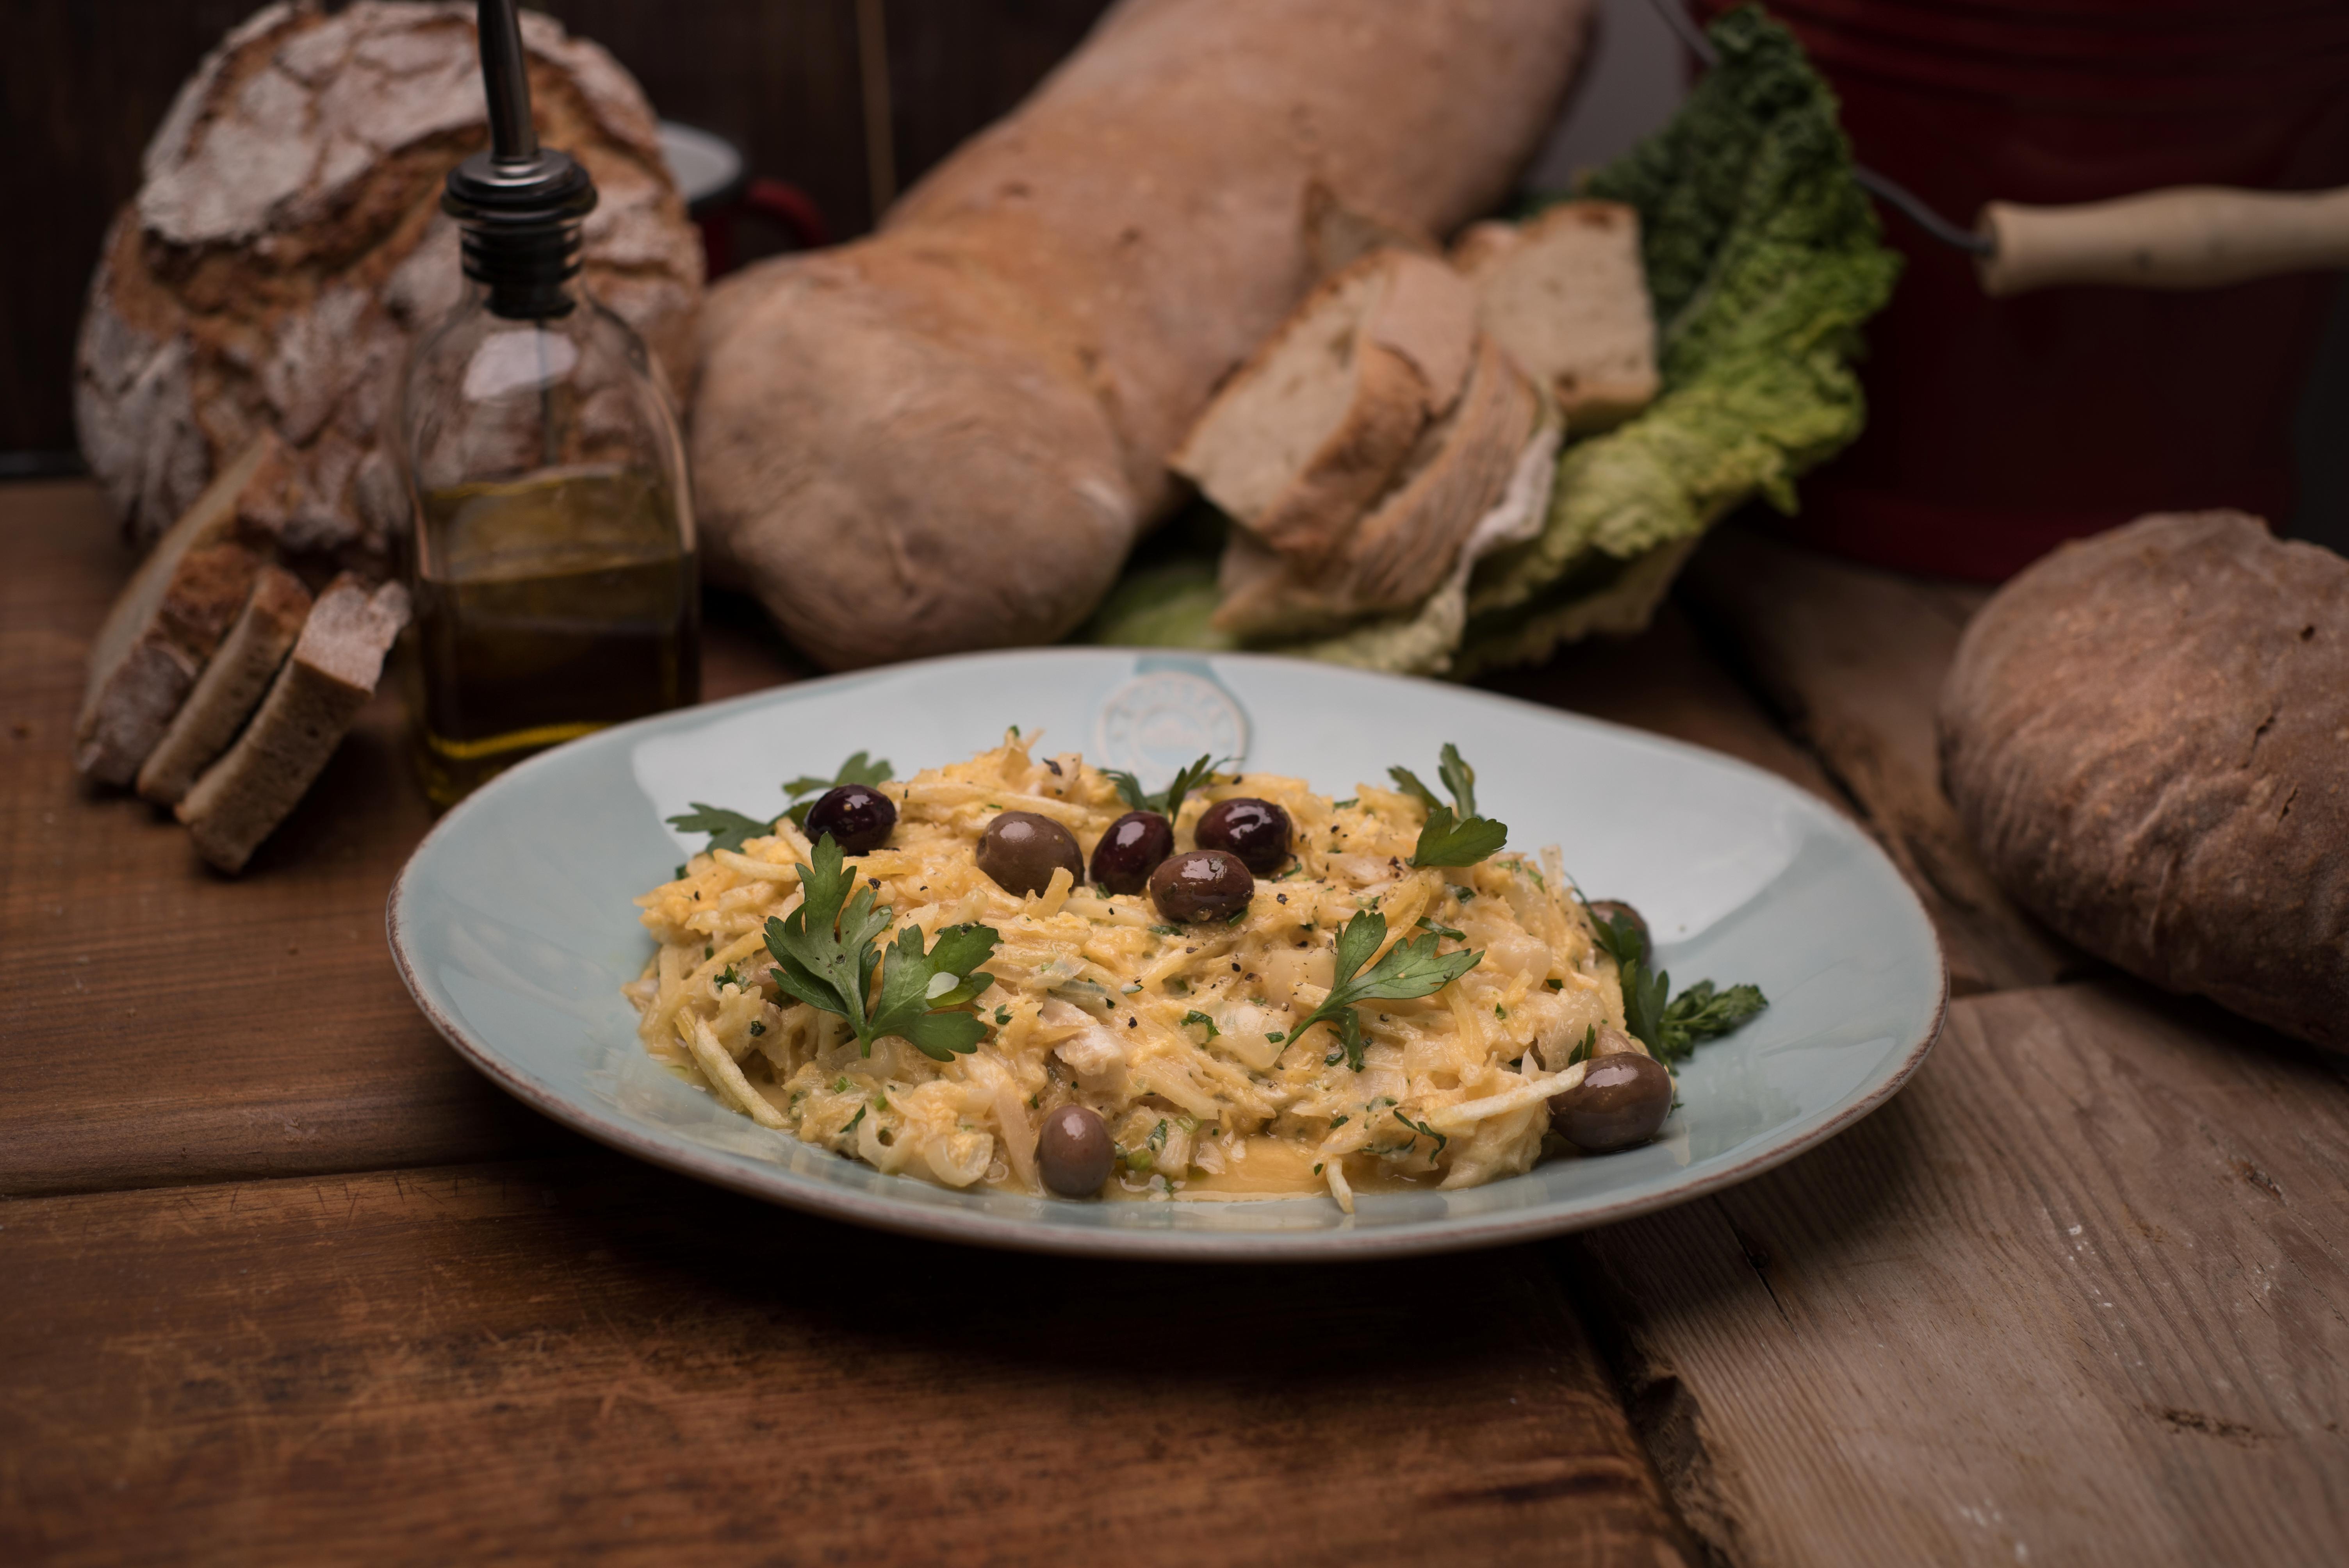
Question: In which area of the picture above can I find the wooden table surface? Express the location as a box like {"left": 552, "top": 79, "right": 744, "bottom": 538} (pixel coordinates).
{"left": 5, "top": 478, "right": 2344, "bottom": 1567}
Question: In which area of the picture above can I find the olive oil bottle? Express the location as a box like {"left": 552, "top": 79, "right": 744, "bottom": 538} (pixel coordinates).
{"left": 396, "top": 0, "right": 698, "bottom": 808}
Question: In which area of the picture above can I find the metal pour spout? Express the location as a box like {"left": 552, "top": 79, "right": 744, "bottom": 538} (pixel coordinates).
{"left": 478, "top": 0, "right": 540, "bottom": 167}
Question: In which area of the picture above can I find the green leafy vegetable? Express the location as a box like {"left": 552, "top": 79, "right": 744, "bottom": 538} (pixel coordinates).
{"left": 1393, "top": 745, "right": 1507, "bottom": 868}
{"left": 1100, "top": 753, "right": 1221, "bottom": 817}
{"left": 1459, "top": 6, "right": 1901, "bottom": 674}
{"left": 1393, "top": 1110, "right": 1449, "bottom": 1160}
{"left": 764, "top": 836, "right": 999, "bottom": 1062}
{"left": 1415, "top": 916, "right": 1467, "bottom": 942}
{"left": 1182, "top": 1010, "right": 1220, "bottom": 1038}
{"left": 1660, "top": 980, "right": 1771, "bottom": 1058}
{"left": 1285, "top": 909, "right": 1483, "bottom": 1071}
{"left": 667, "top": 803, "right": 782, "bottom": 857}
{"left": 1587, "top": 901, "right": 1768, "bottom": 1064}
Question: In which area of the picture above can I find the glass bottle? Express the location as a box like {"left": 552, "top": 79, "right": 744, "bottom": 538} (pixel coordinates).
{"left": 396, "top": 0, "right": 698, "bottom": 808}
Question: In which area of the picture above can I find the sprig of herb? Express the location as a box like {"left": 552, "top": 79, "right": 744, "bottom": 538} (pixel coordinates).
{"left": 1587, "top": 903, "right": 1769, "bottom": 1064}
{"left": 666, "top": 803, "right": 783, "bottom": 857}
{"left": 1391, "top": 744, "right": 1508, "bottom": 868}
{"left": 1393, "top": 1110, "right": 1449, "bottom": 1160}
{"left": 1101, "top": 753, "right": 1223, "bottom": 817}
{"left": 1284, "top": 909, "right": 1483, "bottom": 1071}
{"left": 668, "top": 752, "right": 895, "bottom": 854}
{"left": 764, "top": 835, "right": 999, "bottom": 1062}
{"left": 783, "top": 750, "right": 894, "bottom": 829}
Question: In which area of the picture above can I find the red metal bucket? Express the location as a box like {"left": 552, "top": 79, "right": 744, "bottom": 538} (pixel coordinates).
{"left": 1698, "top": 0, "right": 2349, "bottom": 580}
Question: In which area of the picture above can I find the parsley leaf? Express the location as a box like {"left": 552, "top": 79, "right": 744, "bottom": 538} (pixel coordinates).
{"left": 1100, "top": 753, "right": 1222, "bottom": 816}
{"left": 1393, "top": 745, "right": 1507, "bottom": 868}
{"left": 1584, "top": 901, "right": 1767, "bottom": 1063}
{"left": 1394, "top": 1110, "right": 1449, "bottom": 1160}
{"left": 764, "top": 836, "right": 999, "bottom": 1061}
{"left": 1182, "top": 1010, "right": 1220, "bottom": 1039}
{"left": 667, "top": 802, "right": 783, "bottom": 856}
{"left": 1659, "top": 980, "right": 1770, "bottom": 1060}
{"left": 1387, "top": 767, "right": 1442, "bottom": 814}
{"left": 1411, "top": 808, "right": 1510, "bottom": 868}
{"left": 783, "top": 751, "right": 895, "bottom": 829}
{"left": 1415, "top": 915, "right": 1467, "bottom": 942}
{"left": 1435, "top": 744, "right": 1478, "bottom": 817}
{"left": 1285, "top": 909, "right": 1482, "bottom": 1071}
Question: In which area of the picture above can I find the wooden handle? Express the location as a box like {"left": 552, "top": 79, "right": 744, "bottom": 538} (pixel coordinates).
{"left": 1976, "top": 186, "right": 2349, "bottom": 297}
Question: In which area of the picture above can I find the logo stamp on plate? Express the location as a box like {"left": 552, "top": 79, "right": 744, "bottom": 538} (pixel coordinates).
{"left": 1092, "top": 668, "right": 1249, "bottom": 790}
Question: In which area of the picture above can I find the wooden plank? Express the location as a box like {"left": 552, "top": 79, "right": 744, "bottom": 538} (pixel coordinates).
{"left": 1566, "top": 978, "right": 2349, "bottom": 1567}
{"left": 0, "top": 482, "right": 801, "bottom": 1197}
{"left": 1679, "top": 527, "right": 2076, "bottom": 994}
{"left": 0, "top": 1156, "right": 1696, "bottom": 1567}
{"left": 1478, "top": 600, "right": 1849, "bottom": 809}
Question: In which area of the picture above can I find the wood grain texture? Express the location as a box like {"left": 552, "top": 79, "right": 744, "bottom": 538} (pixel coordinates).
{"left": 1679, "top": 526, "right": 2077, "bottom": 995}
{"left": 0, "top": 1157, "right": 1695, "bottom": 1567}
{"left": 0, "top": 482, "right": 802, "bottom": 1197}
{"left": 1567, "top": 979, "right": 2349, "bottom": 1568}
{"left": 1479, "top": 599, "right": 1848, "bottom": 811}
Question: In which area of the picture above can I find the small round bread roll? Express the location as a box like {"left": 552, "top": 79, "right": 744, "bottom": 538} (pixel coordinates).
{"left": 1938, "top": 511, "right": 2348, "bottom": 1049}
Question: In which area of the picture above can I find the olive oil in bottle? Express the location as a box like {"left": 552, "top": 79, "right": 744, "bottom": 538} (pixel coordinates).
{"left": 410, "top": 467, "right": 699, "bottom": 806}
{"left": 396, "top": 0, "right": 698, "bottom": 807}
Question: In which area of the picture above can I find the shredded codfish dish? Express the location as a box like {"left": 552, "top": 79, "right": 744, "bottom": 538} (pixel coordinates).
{"left": 627, "top": 732, "right": 1764, "bottom": 1208}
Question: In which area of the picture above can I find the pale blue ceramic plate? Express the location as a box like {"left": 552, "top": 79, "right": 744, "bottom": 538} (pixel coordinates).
{"left": 389, "top": 648, "right": 1945, "bottom": 1260}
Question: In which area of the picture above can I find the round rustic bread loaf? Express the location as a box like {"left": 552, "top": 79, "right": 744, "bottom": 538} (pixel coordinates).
{"left": 692, "top": 0, "right": 1590, "bottom": 670}
{"left": 76, "top": 0, "right": 700, "bottom": 560}
{"left": 1939, "top": 511, "right": 2348, "bottom": 1048}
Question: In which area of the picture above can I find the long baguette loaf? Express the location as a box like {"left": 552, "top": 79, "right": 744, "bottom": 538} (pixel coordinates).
{"left": 692, "top": 0, "right": 1592, "bottom": 669}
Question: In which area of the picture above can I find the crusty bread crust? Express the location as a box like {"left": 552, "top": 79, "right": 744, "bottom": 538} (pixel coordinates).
{"left": 692, "top": 0, "right": 1594, "bottom": 669}
{"left": 136, "top": 564, "right": 314, "bottom": 807}
{"left": 1939, "top": 511, "right": 2349, "bottom": 1049}
{"left": 178, "top": 576, "right": 409, "bottom": 874}
{"left": 74, "top": 433, "right": 286, "bottom": 785}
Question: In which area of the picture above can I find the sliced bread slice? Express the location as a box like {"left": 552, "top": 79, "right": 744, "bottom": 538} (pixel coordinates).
{"left": 1213, "top": 333, "right": 1539, "bottom": 637}
{"left": 75, "top": 432, "right": 289, "bottom": 784}
{"left": 1172, "top": 249, "right": 1478, "bottom": 560}
{"left": 135, "top": 564, "right": 314, "bottom": 807}
{"left": 177, "top": 576, "right": 409, "bottom": 874}
{"left": 1453, "top": 201, "right": 1659, "bottom": 432}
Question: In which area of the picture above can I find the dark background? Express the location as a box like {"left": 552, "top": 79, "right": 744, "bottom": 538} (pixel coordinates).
{"left": 4, "top": 0, "right": 2344, "bottom": 549}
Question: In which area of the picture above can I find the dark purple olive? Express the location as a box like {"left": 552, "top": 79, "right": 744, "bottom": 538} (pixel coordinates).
{"left": 1037, "top": 1103, "right": 1113, "bottom": 1196}
{"left": 1587, "top": 899, "right": 1648, "bottom": 949}
{"left": 1550, "top": 1052, "right": 1673, "bottom": 1153}
{"left": 1090, "top": 810, "right": 1174, "bottom": 895}
{"left": 1148, "top": 848, "right": 1255, "bottom": 923}
{"left": 804, "top": 782, "right": 896, "bottom": 853}
{"left": 1194, "top": 796, "right": 1292, "bottom": 874}
{"left": 977, "top": 810, "right": 1084, "bottom": 896}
